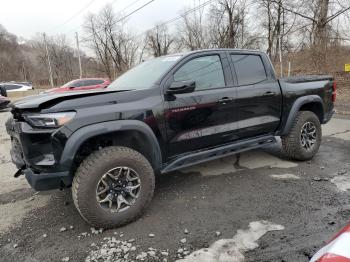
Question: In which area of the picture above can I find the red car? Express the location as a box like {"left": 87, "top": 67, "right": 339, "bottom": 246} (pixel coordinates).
{"left": 43, "top": 78, "right": 110, "bottom": 94}
{"left": 310, "top": 223, "right": 350, "bottom": 261}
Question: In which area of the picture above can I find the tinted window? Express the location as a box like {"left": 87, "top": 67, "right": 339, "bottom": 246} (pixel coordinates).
{"left": 62, "top": 80, "right": 84, "bottom": 88}
{"left": 231, "top": 54, "right": 267, "bottom": 86}
{"left": 85, "top": 80, "right": 104, "bottom": 86}
{"left": 4, "top": 84, "right": 22, "bottom": 90}
{"left": 174, "top": 55, "right": 225, "bottom": 91}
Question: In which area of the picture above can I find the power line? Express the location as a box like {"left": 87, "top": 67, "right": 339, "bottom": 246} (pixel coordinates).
{"left": 64, "top": 0, "right": 144, "bottom": 37}
{"left": 80, "top": 0, "right": 215, "bottom": 42}
{"left": 147, "top": 0, "right": 216, "bottom": 32}
{"left": 119, "top": 0, "right": 144, "bottom": 12}
{"left": 134, "top": 0, "right": 216, "bottom": 41}
{"left": 49, "top": 0, "right": 97, "bottom": 32}
{"left": 70, "top": 0, "right": 214, "bottom": 54}
{"left": 80, "top": 0, "right": 156, "bottom": 42}
{"left": 115, "top": 0, "right": 156, "bottom": 23}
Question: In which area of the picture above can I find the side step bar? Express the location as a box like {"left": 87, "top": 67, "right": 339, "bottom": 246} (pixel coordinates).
{"left": 161, "top": 135, "right": 276, "bottom": 173}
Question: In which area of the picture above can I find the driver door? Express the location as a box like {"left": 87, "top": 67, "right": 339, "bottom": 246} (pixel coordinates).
{"left": 163, "top": 52, "right": 239, "bottom": 157}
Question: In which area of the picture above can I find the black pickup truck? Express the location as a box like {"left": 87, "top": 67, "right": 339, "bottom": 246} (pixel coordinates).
{"left": 6, "top": 49, "right": 336, "bottom": 228}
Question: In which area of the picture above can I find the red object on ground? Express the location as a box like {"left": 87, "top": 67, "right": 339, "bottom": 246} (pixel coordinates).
{"left": 310, "top": 224, "right": 350, "bottom": 262}
{"left": 45, "top": 78, "right": 111, "bottom": 93}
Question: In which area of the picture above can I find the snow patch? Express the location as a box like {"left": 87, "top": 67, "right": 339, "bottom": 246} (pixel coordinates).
{"left": 182, "top": 150, "right": 298, "bottom": 177}
{"left": 270, "top": 174, "right": 300, "bottom": 180}
{"left": 181, "top": 155, "right": 238, "bottom": 176}
{"left": 322, "top": 119, "right": 350, "bottom": 137}
{"left": 331, "top": 174, "right": 350, "bottom": 192}
{"left": 239, "top": 151, "right": 298, "bottom": 169}
{"left": 176, "top": 221, "right": 284, "bottom": 262}
{"left": 331, "top": 132, "right": 350, "bottom": 141}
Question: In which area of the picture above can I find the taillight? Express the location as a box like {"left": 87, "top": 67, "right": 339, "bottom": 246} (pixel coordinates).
{"left": 332, "top": 81, "right": 337, "bottom": 102}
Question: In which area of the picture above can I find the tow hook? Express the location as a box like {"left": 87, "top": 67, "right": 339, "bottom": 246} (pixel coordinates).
{"left": 14, "top": 167, "right": 25, "bottom": 178}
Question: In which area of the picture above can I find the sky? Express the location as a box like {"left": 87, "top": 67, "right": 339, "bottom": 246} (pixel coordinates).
{"left": 0, "top": 0, "right": 195, "bottom": 47}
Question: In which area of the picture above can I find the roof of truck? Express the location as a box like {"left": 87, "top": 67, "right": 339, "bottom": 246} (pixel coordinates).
{"left": 162, "top": 48, "right": 264, "bottom": 58}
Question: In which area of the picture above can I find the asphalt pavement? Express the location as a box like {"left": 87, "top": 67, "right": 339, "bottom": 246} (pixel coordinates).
{"left": 0, "top": 109, "right": 349, "bottom": 262}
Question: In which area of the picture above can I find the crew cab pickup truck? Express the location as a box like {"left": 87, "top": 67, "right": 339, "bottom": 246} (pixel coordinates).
{"left": 6, "top": 49, "right": 336, "bottom": 228}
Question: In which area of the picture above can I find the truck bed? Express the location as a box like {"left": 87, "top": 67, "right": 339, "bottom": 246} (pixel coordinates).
{"left": 281, "top": 75, "right": 333, "bottom": 83}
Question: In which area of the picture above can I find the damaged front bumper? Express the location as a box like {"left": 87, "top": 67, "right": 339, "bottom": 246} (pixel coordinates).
{"left": 5, "top": 116, "right": 73, "bottom": 191}
{"left": 23, "top": 168, "right": 71, "bottom": 191}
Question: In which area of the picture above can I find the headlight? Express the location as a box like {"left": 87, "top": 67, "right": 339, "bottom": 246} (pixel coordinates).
{"left": 24, "top": 112, "right": 76, "bottom": 128}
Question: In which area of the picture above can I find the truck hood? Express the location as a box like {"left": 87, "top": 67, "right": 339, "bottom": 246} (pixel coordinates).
{"left": 11, "top": 89, "right": 128, "bottom": 110}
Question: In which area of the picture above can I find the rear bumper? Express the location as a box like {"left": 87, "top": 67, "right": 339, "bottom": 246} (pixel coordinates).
{"left": 24, "top": 168, "right": 72, "bottom": 191}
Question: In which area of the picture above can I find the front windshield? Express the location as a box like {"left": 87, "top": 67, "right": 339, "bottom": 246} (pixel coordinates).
{"left": 108, "top": 55, "right": 182, "bottom": 90}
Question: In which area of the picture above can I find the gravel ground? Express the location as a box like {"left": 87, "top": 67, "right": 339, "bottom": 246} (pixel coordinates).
{"left": 0, "top": 108, "right": 349, "bottom": 262}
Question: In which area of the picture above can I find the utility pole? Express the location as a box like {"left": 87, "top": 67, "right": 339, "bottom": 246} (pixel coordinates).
{"left": 22, "top": 61, "right": 27, "bottom": 81}
{"left": 112, "top": 62, "right": 117, "bottom": 80}
{"left": 288, "top": 61, "right": 291, "bottom": 77}
{"left": 241, "top": 8, "right": 244, "bottom": 48}
{"left": 43, "top": 33, "right": 54, "bottom": 87}
{"left": 279, "top": 37, "right": 283, "bottom": 78}
{"left": 75, "top": 32, "right": 83, "bottom": 79}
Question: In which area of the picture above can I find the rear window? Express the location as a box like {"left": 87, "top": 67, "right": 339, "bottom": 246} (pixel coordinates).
{"left": 231, "top": 54, "right": 267, "bottom": 86}
{"left": 84, "top": 80, "right": 104, "bottom": 86}
{"left": 62, "top": 80, "right": 84, "bottom": 88}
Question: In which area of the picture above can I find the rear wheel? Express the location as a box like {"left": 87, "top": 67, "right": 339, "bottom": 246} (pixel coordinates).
{"left": 281, "top": 111, "right": 322, "bottom": 161}
{"left": 72, "top": 146, "right": 155, "bottom": 228}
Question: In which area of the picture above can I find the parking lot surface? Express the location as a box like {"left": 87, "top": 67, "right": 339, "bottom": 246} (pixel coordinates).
{"left": 0, "top": 109, "right": 349, "bottom": 262}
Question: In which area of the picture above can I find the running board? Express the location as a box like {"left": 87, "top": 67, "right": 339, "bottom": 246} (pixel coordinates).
{"left": 161, "top": 136, "right": 276, "bottom": 173}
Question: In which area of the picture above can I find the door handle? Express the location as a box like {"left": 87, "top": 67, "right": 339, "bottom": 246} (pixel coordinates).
{"left": 218, "top": 97, "right": 234, "bottom": 104}
{"left": 262, "top": 91, "right": 277, "bottom": 97}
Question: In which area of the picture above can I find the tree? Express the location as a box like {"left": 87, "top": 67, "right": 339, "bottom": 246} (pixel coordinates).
{"left": 257, "top": 0, "right": 297, "bottom": 60}
{"left": 277, "top": 0, "right": 350, "bottom": 69}
{"left": 207, "top": 0, "right": 247, "bottom": 48}
{"left": 146, "top": 24, "right": 174, "bottom": 57}
{"left": 0, "top": 25, "right": 27, "bottom": 81}
{"left": 83, "top": 4, "right": 140, "bottom": 79}
{"left": 33, "top": 34, "right": 78, "bottom": 85}
{"left": 176, "top": 2, "right": 210, "bottom": 51}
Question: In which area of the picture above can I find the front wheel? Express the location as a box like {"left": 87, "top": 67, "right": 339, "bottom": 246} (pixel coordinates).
{"left": 72, "top": 146, "right": 155, "bottom": 229}
{"left": 281, "top": 111, "right": 322, "bottom": 161}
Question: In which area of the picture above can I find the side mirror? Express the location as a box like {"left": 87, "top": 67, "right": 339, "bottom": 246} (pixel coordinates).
{"left": 166, "top": 81, "right": 195, "bottom": 95}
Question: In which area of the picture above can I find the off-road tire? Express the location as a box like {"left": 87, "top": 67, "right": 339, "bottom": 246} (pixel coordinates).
{"left": 72, "top": 146, "right": 155, "bottom": 229}
{"left": 281, "top": 111, "right": 322, "bottom": 161}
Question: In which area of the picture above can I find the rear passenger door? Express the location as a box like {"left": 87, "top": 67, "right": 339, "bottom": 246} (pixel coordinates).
{"left": 229, "top": 52, "right": 282, "bottom": 139}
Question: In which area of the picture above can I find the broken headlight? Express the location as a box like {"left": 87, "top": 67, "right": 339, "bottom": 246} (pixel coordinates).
{"left": 24, "top": 112, "right": 76, "bottom": 128}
